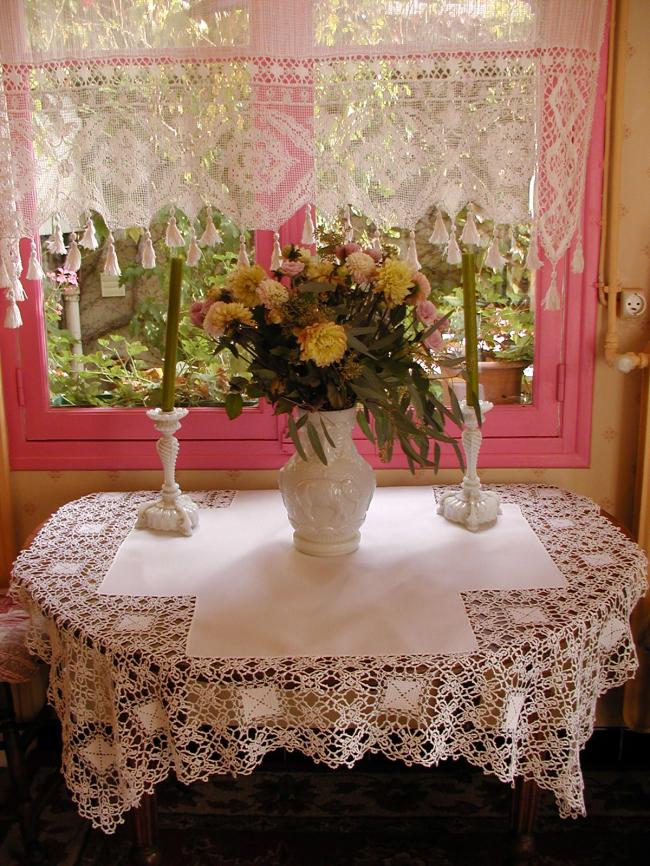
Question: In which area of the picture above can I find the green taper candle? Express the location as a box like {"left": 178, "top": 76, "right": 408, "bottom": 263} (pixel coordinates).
{"left": 461, "top": 250, "right": 479, "bottom": 410}
{"left": 161, "top": 257, "right": 184, "bottom": 412}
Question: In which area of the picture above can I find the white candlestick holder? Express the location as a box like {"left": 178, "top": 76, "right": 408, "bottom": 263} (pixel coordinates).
{"left": 438, "top": 399, "right": 501, "bottom": 532}
{"left": 136, "top": 408, "right": 199, "bottom": 536}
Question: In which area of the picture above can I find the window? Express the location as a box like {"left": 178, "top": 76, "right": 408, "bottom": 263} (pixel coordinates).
{"left": 0, "top": 1, "right": 607, "bottom": 471}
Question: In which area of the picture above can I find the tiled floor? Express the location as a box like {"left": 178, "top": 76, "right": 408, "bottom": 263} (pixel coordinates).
{"left": 1, "top": 728, "right": 649, "bottom": 865}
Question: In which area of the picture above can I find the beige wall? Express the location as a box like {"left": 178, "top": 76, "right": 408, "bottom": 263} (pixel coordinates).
{"left": 7, "top": 0, "right": 650, "bottom": 557}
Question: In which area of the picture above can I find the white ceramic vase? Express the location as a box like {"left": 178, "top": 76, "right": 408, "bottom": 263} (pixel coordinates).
{"left": 278, "top": 407, "right": 376, "bottom": 556}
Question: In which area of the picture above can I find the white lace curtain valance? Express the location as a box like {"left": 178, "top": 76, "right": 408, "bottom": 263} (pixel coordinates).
{"left": 0, "top": 0, "right": 607, "bottom": 324}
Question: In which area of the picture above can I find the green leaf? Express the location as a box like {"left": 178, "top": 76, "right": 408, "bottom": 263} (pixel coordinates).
{"left": 351, "top": 383, "right": 381, "bottom": 401}
{"left": 288, "top": 414, "right": 307, "bottom": 461}
{"left": 356, "top": 409, "right": 375, "bottom": 444}
{"left": 346, "top": 334, "right": 376, "bottom": 358}
{"left": 320, "top": 417, "right": 336, "bottom": 448}
{"left": 224, "top": 392, "right": 243, "bottom": 420}
{"left": 369, "top": 330, "right": 402, "bottom": 351}
{"left": 408, "top": 384, "right": 424, "bottom": 420}
{"left": 400, "top": 435, "right": 432, "bottom": 468}
{"left": 306, "top": 420, "right": 328, "bottom": 465}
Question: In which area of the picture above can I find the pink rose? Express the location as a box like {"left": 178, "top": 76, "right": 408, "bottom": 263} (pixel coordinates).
{"left": 411, "top": 271, "right": 431, "bottom": 301}
{"left": 416, "top": 300, "right": 439, "bottom": 324}
{"left": 423, "top": 329, "right": 443, "bottom": 350}
{"left": 334, "top": 243, "right": 361, "bottom": 260}
{"left": 363, "top": 247, "right": 383, "bottom": 263}
{"left": 417, "top": 300, "right": 444, "bottom": 350}
{"left": 281, "top": 260, "right": 305, "bottom": 277}
{"left": 189, "top": 300, "right": 205, "bottom": 326}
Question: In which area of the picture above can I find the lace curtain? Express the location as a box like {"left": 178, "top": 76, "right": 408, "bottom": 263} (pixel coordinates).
{"left": 0, "top": 0, "right": 607, "bottom": 325}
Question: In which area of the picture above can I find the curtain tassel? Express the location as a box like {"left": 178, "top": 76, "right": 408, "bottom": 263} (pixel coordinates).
{"left": 186, "top": 230, "right": 202, "bottom": 267}
{"left": 12, "top": 274, "right": 26, "bottom": 302}
{"left": 405, "top": 230, "right": 421, "bottom": 270}
{"left": 48, "top": 218, "right": 67, "bottom": 256}
{"left": 165, "top": 214, "right": 184, "bottom": 248}
{"left": 103, "top": 233, "right": 121, "bottom": 276}
{"left": 141, "top": 230, "right": 156, "bottom": 269}
{"left": 270, "top": 232, "right": 282, "bottom": 271}
{"left": 485, "top": 231, "right": 505, "bottom": 271}
{"left": 371, "top": 228, "right": 382, "bottom": 253}
{"left": 237, "top": 233, "right": 250, "bottom": 267}
{"left": 4, "top": 248, "right": 25, "bottom": 301}
{"left": 446, "top": 226, "right": 462, "bottom": 265}
{"left": 525, "top": 229, "right": 542, "bottom": 271}
{"left": 429, "top": 210, "right": 449, "bottom": 246}
{"left": 542, "top": 267, "right": 561, "bottom": 312}
{"left": 0, "top": 255, "right": 11, "bottom": 289}
{"left": 4, "top": 296, "right": 22, "bottom": 329}
{"left": 64, "top": 237, "right": 82, "bottom": 272}
{"left": 460, "top": 205, "right": 481, "bottom": 246}
{"left": 79, "top": 216, "right": 98, "bottom": 250}
{"left": 343, "top": 205, "right": 354, "bottom": 243}
{"left": 26, "top": 240, "right": 45, "bottom": 280}
{"left": 301, "top": 207, "right": 316, "bottom": 245}
{"left": 199, "top": 210, "right": 222, "bottom": 247}
{"left": 571, "top": 235, "right": 584, "bottom": 274}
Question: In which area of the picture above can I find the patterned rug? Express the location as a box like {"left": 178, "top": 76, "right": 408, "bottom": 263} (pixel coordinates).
{"left": 1, "top": 730, "right": 649, "bottom": 866}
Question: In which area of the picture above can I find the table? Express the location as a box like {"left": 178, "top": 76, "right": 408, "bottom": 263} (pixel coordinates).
{"left": 10, "top": 485, "right": 647, "bottom": 863}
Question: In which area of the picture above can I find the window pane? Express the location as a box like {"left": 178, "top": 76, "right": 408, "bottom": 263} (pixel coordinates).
{"left": 42, "top": 210, "right": 251, "bottom": 408}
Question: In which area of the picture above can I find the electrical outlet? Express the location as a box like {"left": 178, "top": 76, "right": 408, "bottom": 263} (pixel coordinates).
{"left": 620, "top": 290, "right": 646, "bottom": 318}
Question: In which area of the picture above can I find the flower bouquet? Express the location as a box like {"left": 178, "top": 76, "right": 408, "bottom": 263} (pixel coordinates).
{"left": 191, "top": 241, "right": 464, "bottom": 471}
{"left": 191, "top": 240, "right": 466, "bottom": 554}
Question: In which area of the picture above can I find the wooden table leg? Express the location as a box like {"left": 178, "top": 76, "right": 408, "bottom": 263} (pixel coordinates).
{"left": 508, "top": 778, "right": 540, "bottom": 865}
{"left": 129, "top": 791, "right": 162, "bottom": 866}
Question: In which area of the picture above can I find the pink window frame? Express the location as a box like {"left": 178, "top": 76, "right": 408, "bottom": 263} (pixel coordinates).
{"left": 0, "top": 36, "right": 605, "bottom": 472}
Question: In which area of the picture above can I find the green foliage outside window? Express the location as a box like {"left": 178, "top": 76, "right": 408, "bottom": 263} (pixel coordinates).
{"left": 46, "top": 211, "right": 250, "bottom": 408}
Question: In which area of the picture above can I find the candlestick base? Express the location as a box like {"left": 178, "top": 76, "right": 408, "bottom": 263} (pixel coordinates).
{"left": 438, "top": 399, "right": 501, "bottom": 532}
{"left": 136, "top": 408, "right": 199, "bottom": 536}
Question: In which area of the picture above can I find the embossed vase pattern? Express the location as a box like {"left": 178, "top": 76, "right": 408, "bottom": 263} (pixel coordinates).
{"left": 278, "top": 408, "right": 376, "bottom": 556}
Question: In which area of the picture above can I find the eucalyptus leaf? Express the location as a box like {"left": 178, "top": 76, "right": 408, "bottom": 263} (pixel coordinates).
{"left": 346, "top": 334, "right": 376, "bottom": 357}
{"left": 288, "top": 414, "right": 307, "bottom": 461}
{"left": 356, "top": 409, "right": 375, "bottom": 443}
{"left": 320, "top": 417, "right": 336, "bottom": 448}
{"left": 306, "top": 420, "right": 328, "bottom": 465}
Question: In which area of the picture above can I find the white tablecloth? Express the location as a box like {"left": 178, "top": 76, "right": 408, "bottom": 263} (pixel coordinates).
{"left": 10, "top": 485, "right": 647, "bottom": 831}
{"left": 100, "top": 488, "right": 565, "bottom": 657}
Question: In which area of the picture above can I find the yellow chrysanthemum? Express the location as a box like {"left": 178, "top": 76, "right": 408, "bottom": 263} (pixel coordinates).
{"left": 297, "top": 321, "right": 347, "bottom": 367}
{"left": 373, "top": 258, "right": 414, "bottom": 306}
{"left": 257, "top": 278, "right": 289, "bottom": 309}
{"left": 225, "top": 264, "right": 266, "bottom": 307}
{"left": 203, "top": 301, "right": 255, "bottom": 338}
{"left": 346, "top": 251, "right": 376, "bottom": 284}
{"left": 306, "top": 259, "right": 336, "bottom": 282}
